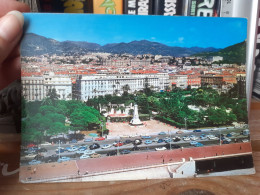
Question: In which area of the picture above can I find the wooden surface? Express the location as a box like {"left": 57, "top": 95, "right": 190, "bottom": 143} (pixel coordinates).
{"left": 0, "top": 101, "right": 259, "bottom": 195}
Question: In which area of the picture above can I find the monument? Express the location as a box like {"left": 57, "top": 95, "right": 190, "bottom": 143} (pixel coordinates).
{"left": 129, "top": 104, "right": 143, "bottom": 126}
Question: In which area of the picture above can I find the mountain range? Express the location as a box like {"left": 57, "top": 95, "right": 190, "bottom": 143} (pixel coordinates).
{"left": 21, "top": 33, "right": 221, "bottom": 57}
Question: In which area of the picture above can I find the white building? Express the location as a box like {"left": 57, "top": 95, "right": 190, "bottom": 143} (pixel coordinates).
{"left": 170, "top": 75, "right": 188, "bottom": 89}
{"left": 22, "top": 77, "right": 44, "bottom": 101}
{"left": 77, "top": 73, "right": 169, "bottom": 101}
{"left": 208, "top": 56, "right": 223, "bottom": 62}
{"left": 44, "top": 73, "right": 72, "bottom": 100}
{"left": 22, "top": 73, "right": 72, "bottom": 101}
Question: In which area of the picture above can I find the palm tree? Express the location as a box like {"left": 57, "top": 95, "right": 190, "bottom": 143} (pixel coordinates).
{"left": 122, "top": 84, "right": 130, "bottom": 96}
{"left": 112, "top": 84, "right": 116, "bottom": 95}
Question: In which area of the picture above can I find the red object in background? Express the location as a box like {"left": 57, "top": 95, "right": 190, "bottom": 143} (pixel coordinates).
{"left": 114, "top": 142, "right": 123, "bottom": 147}
{"left": 95, "top": 137, "right": 105, "bottom": 141}
{"left": 27, "top": 143, "right": 36, "bottom": 148}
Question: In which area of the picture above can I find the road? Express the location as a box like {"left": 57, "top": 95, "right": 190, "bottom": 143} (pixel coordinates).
{"left": 20, "top": 127, "right": 250, "bottom": 165}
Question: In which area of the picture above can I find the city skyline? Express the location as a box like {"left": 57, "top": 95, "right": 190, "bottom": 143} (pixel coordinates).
{"left": 23, "top": 14, "right": 247, "bottom": 49}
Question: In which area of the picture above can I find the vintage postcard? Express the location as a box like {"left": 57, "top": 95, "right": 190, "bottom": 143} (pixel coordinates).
{"left": 19, "top": 13, "right": 254, "bottom": 183}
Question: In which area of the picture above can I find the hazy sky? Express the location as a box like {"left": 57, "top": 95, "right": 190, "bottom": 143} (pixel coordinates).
{"left": 23, "top": 13, "right": 247, "bottom": 49}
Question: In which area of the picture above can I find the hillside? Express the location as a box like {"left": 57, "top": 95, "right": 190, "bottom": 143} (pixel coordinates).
{"left": 193, "top": 41, "right": 246, "bottom": 64}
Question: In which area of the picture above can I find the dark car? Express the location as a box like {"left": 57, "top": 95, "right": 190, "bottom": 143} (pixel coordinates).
{"left": 131, "top": 146, "right": 140, "bottom": 151}
{"left": 223, "top": 140, "right": 230, "bottom": 144}
{"left": 158, "top": 139, "right": 164, "bottom": 143}
{"left": 38, "top": 148, "right": 47, "bottom": 152}
{"left": 56, "top": 148, "right": 66, "bottom": 154}
{"left": 89, "top": 143, "right": 100, "bottom": 150}
{"left": 173, "top": 137, "right": 181, "bottom": 142}
{"left": 124, "top": 139, "right": 132, "bottom": 144}
{"left": 107, "top": 150, "right": 117, "bottom": 156}
{"left": 226, "top": 133, "right": 232, "bottom": 137}
{"left": 165, "top": 143, "right": 180, "bottom": 149}
{"left": 34, "top": 154, "right": 44, "bottom": 161}
{"left": 120, "top": 150, "right": 131, "bottom": 155}
{"left": 45, "top": 154, "right": 58, "bottom": 163}
{"left": 194, "top": 130, "right": 201, "bottom": 133}
{"left": 69, "top": 139, "right": 78, "bottom": 144}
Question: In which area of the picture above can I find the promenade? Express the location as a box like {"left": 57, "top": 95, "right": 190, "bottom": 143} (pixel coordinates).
{"left": 19, "top": 142, "right": 253, "bottom": 182}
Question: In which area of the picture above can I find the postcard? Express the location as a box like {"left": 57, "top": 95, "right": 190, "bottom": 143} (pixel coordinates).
{"left": 19, "top": 13, "right": 254, "bottom": 183}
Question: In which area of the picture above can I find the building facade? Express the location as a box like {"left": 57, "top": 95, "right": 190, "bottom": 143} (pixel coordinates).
{"left": 22, "top": 74, "right": 72, "bottom": 101}
{"left": 77, "top": 73, "right": 169, "bottom": 101}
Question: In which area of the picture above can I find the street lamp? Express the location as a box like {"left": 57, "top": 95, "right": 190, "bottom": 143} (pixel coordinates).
{"left": 58, "top": 140, "right": 60, "bottom": 159}
{"left": 101, "top": 122, "right": 104, "bottom": 137}
{"left": 184, "top": 117, "right": 187, "bottom": 130}
{"left": 117, "top": 135, "right": 120, "bottom": 156}
{"left": 169, "top": 130, "right": 172, "bottom": 150}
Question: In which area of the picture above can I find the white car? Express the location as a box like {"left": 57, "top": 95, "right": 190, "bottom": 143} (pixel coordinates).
{"left": 155, "top": 147, "right": 167, "bottom": 151}
{"left": 24, "top": 153, "right": 37, "bottom": 159}
{"left": 80, "top": 154, "right": 90, "bottom": 159}
{"left": 207, "top": 135, "right": 219, "bottom": 140}
{"left": 68, "top": 147, "right": 78, "bottom": 152}
{"left": 183, "top": 136, "right": 190, "bottom": 141}
{"left": 84, "top": 150, "right": 95, "bottom": 155}
{"left": 102, "top": 144, "right": 112, "bottom": 149}
{"left": 190, "top": 136, "right": 199, "bottom": 141}
{"left": 242, "top": 139, "right": 249, "bottom": 143}
{"left": 153, "top": 137, "right": 159, "bottom": 142}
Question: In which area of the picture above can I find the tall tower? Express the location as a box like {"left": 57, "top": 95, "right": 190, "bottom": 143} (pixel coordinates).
{"left": 129, "top": 104, "right": 143, "bottom": 126}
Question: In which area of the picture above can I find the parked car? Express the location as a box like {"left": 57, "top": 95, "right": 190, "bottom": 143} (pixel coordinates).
{"left": 90, "top": 153, "right": 101, "bottom": 158}
{"left": 193, "top": 130, "right": 202, "bottom": 132}
{"left": 102, "top": 144, "right": 112, "bottom": 149}
{"left": 153, "top": 137, "right": 159, "bottom": 142}
{"left": 89, "top": 143, "right": 100, "bottom": 150}
{"left": 141, "top": 135, "right": 151, "bottom": 139}
{"left": 133, "top": 139, "right": 142, "bottom": 145}
{"left": 164, "top": 138, "right": 172, "bottom": 143}
{"left": 226, "top": 133, "right": 232, "bottom": 137}
{"left": 28, "top": 160, "right": 41, "bottom": 165}
{"left": 145, "top": 140, "right": 152, "bottom": 144}
{"left": 25, "top": 147, "right": 37, "bottom": 154}
{"left": 69, "top": 139, "right": 78, "bottom": 144}
{"left": 165, "top": 144, "right": 180, "bottom": 149}
{"left": 155, "top": 147, "right": 167, "bottom": 151}
{"left": 34, "top": 154, "right": 44, "bottom": 161}
{"left": 83, "top": 150, "right": 95, "bottom": 155}
{"left": 183, "top": 136, "right": 190, "bottom": 141}
{"left": 24, "top": 153, "right": 37, "bottom": 159}
{"left": 120, "top": 150, "right": 131, "bottom": 154}
{"left": 190, "top": 141, "right": 198, "bottom": 146}
{"left": 84, "top": 138, "right": 93, "bottom": 142}
{"left": 131, "top": 146, "right": 141, "bottom": 151}
{"left": 222, "top": 140, "right": 230, "bottom": 144}
{"left": 190, "top": 135, "right": 199, "bottom": 141}
{"left": 56, "top": 148, "right": 66, "bottom": 153}
{"left": 158, "top": 132, "right": 166, "bottom": 135}
{"left": 173, "top": 136, "right": 181, "bottom": 142}
{"left": 38, "top": 148, "right": 47, "bottom": 153}
{"left": 157, "top": 139, "right": 164, "bottom": 143}
{"left": 95, "top": 137, "right": 105, "bottom": 141}
{"left": 114, "top": 142, "right": 123, "bottom": 147}
{"left": 107, "top": 150, "right": 117, "bottom": 156}
{"left": 195, "top": 142, "right": 204, "bottom": 147}
{"left": 67, "top": 147, "right": 78, "bottom": 152}
{"left": 78, "top": 146, "right": 88, "bottom": 151}
{"left": 57, "top": 156, "right": 71, "bottom": 163}
{"left": 123, "top": 139, "right": 132, "bottom": 145}
{"left": 27, "top": 143, "right": 37, "bottom": 148}
{"left": 80, "top": 154, "right": 90, "bottom": 159}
